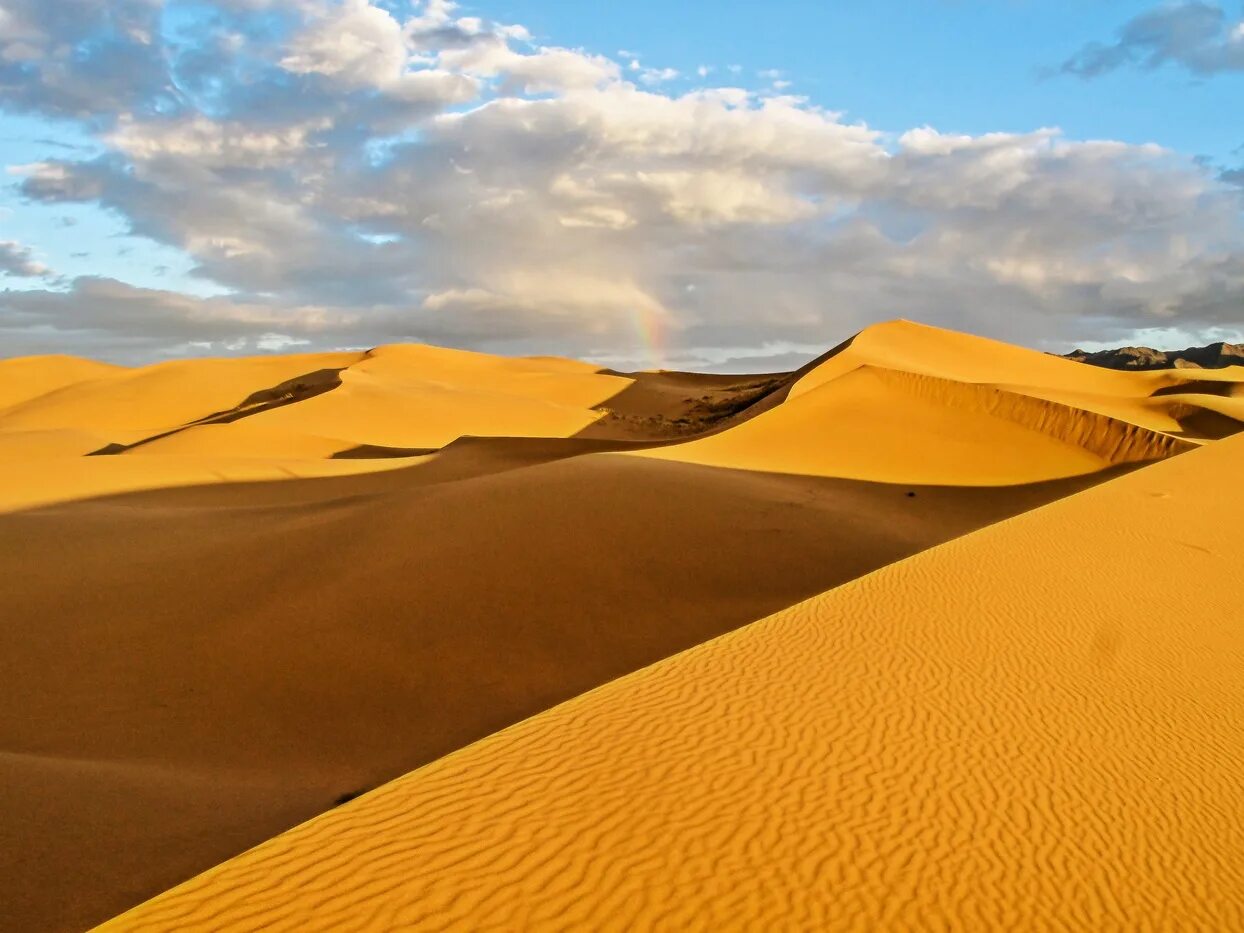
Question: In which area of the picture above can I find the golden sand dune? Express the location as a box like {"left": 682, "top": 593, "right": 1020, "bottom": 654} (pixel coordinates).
{"left": 793, "top": 320, "right": 1244, "bottom": 445}
{"left": 0, "top": 351, "right": 363, "bottom": 441}
{"left": 792, "top": 318, "right": 1239, "bottom": 399}
{"left": 0, "top": 427, "right": 114, "bottom": 460}
{"left": 2, "top": 321, "right": 1242, "bottom": 930}
{"left": 241, "top": 344, "right": 628, "bottom": 452}
{"left": 106, "top": 431, "right": 1244, "bottom": 931}
{"left": 636, "top": 321, "right": 1242, "bottom": 483}
{"left": 639, "top": 363, "right": 1192, "bottom": 484}
{"left": 0, "top": 452, "right": 420, "bottom": 513}
{"left": 0, "top": 353, "right": 122, "bottom": 410}
{"left": 0, "top": 345, "right": 629, "bottom": 512}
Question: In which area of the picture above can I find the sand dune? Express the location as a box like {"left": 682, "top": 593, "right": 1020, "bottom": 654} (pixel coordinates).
{"left": 638, "top": 363, "right": 1192, "bottom": 483}
{"left": 636, "top": 321, "right": 1238, "bottom": 483}
{"left": 794, "top": 319, "right": 1244, "bottom": 437}
{"left": 0, "top": 354, "right": 122, "bottom": 411}
{"left": 230, "top": 344, "right": 631, "bottom": 452}
{"left": 0, "top": 352, "right": 364, "bottom": 442}
{"left": 0, "top": 346, "right": 631, "bottom": 512}
{"left": 105, "top": 430, "right": 1244, "bottom": 931}
{"left": 1, "top": 320, "right": 1241, "bottom": 930}
{"left": 0, "top": 344, "right": 623, "bottom": 490}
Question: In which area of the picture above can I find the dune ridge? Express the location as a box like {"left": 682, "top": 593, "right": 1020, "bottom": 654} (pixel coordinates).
{"left": 103, "top": 431, "right": 1244, "bottom": 932}
{"left": 0, "top": 354, "right": 123, "bottom": 411}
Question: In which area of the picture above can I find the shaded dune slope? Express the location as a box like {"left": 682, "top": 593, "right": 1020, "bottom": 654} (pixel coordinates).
{"left": 108, "top": 432, "right": 1244, "bottom": 932}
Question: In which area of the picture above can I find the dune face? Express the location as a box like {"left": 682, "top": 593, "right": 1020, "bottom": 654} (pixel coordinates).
{"left": 104, "top": 431, "right": 1244, "bottom": 932}
{"left": 1, "top": 321, "right": 1242, "bottom": 931}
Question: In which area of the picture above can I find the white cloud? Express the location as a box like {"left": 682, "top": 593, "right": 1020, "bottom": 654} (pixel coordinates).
{"left": 638, "top": 66, "right": 679, "bottom": 85}
{"left": 439, "top": 38, "right": 619, "bottom": 93}
{"left": 281, "top": 0, "right": 409, "bottom": 86}
{"left": 106, "top": 115, "right": 331, "bottom": 168}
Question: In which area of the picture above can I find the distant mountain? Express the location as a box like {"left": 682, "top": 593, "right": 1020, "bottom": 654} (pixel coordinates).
{"left": 1063, "top": 341, "right": 1244, "bottom": 370}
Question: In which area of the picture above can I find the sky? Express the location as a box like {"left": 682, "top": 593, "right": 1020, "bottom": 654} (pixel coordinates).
{"left": 0, "top": 0, "right": 1242, "bottom": 370}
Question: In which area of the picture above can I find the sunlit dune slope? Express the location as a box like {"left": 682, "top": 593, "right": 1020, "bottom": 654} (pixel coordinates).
{"left": 107, "top": 432, "right": 1244, "bottom": 931}
{"left": 793, "top": 319, "right": 1244, "bottom": 439}
{"left": 638, "top": 320, "right": 1242, "bottom": 482}
{"left": 0, "top": 344, "right": 626, "bottom": 460}
{"left": 238, "top": 344, "right": 630, "bottom": 451}
{"left": 0, "top": 427, "right": 115, "bottom": 459}
{"left": 0, "top": 353, "right": 122, "bottom": 410}
{"left": 0, "top": 351, "right": 364, "bottom": 443}
{"left": 0, "top": 453, "right": 422, "bottom": 513}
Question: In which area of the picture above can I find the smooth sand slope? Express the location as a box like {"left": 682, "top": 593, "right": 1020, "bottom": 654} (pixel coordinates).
{"left": 1, "top": 321, "right": 1241, "bottom": 930}
{"left": 106, "top": 430, "right": 1244, "bottom": 932}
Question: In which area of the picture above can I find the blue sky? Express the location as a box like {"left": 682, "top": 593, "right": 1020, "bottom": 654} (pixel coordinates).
{"left": 1, "top": 0, "right": 1242, "bottom": 365}
{"left": 506, "top": 0, "right": 1243, "bottom": 161}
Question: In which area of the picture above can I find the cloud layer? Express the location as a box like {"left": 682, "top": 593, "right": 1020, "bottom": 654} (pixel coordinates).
{"left": 2, "top": 0, "right": 1243, "bottom": 366}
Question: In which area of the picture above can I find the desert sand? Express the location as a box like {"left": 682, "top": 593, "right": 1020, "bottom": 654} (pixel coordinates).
{"left": 0, "top": 321, "right": 1240, "bottom": 930}
{"left": 103, "top": 428, "right": 1244, "bottom": 932}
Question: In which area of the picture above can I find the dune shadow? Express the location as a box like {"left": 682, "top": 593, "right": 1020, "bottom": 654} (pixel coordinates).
{"left": 1149, "top": 379, "right": 1239, "bottom": 398}
{"left": 576, "top": 335, "right": 856, "bottom": 442}
{"left": 87, "top": 367, "right": 347, "bottom": 456}
{"left": 330, "top": 444, "right": 438, "bottom": 460}
{"left": 1164, "top": 407, "right": 1244, "bottom": 442}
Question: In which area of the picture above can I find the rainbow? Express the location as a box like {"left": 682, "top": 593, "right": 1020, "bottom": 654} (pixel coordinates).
{"left": 631, "top": 303, "right": 668, "bottom": 371}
